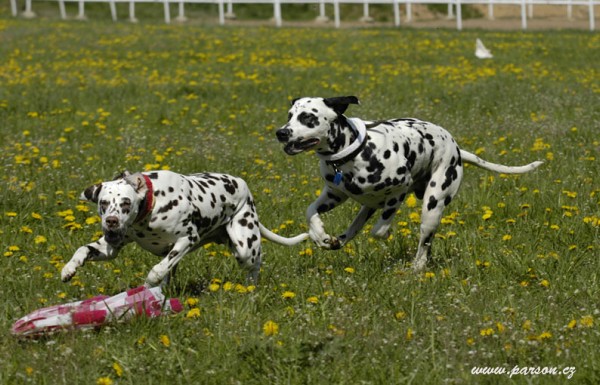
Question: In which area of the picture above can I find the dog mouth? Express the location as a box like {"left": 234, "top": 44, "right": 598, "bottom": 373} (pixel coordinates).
{"left": 104, "top": 229, "right": 126, "bottom": 246}
{"left": 284, "top": 138, "right": 320, "bottom": 155}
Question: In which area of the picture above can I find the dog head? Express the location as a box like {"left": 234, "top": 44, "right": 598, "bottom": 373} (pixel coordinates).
{"left": 276, "top": 96, "right": 360, "bottom": 155}
{"left": 81, "top": 171, "right": 149, "bottom": 247}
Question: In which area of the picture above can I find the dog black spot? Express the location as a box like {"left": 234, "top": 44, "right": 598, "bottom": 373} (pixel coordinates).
{"left": 239, "top": 218, "right": 248, "bottom": 226}
{"left": 148, "top": 172, "right": 159, "bottom": 179}
{"left": 224, "top": 182, "right": 236, "bottom": 195}
{"left": 247, "top": 234, "right": 258, "bottom": 249}
{"left": 383, "top": 150, "right": 391, "bottom": 159}
{"left": 430, "top": 181, "right": 437, "bottom": 188}
{"left": 382, "top": 207, "right": 396, "bottom": 220}
{"left": 298, "top": 112, "right": 319, "bottom": 128}
{"left": 393, "top": 142, "right": 399, "bottom": 152}
{"left": 444, "top": 196, "right": 452, "bottom": 206}
{"left": 396, "top": 166, "right": 407, "bottom": 175}
{"left": 427, "top": 196, "right": 438, "bottom": 211}
{"left": 387, "top": 198, "right": 398, "bottom": 206}
{"left": 327, "top": 192, "right": 343, "bottom": 202}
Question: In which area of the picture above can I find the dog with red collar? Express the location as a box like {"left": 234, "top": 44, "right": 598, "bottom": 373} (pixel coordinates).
{"left": 61, "top": 170, "right": 308, "bottom": 286}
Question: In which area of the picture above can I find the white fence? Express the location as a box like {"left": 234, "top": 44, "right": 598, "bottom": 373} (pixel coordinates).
{"left": 9, "top": 0, "right": 599, "bottom": 30}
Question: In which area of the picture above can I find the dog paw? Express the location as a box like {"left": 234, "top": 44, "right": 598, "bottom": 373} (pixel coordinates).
{"left": 61, "top": 263, "right": 77, "bottom": 282}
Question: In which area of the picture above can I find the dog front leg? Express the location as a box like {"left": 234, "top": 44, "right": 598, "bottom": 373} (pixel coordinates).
{"left": 339, "top": 205, "right": 376, "bottom": 244}
{"left": 307, "top": 186, "right": 348, "bottom": 250}
{"left": 145, "top": 238, "right": 192, "bottom": 287}
{"left": 61, "top": 237, "right": 121, "bottom": 282}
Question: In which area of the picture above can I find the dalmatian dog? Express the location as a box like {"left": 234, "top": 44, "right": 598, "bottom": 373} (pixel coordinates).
{"left": 61, "top": 170, "right": 308, "bottom": 286}
{"left": 275, "top": 96, "right": 543, "bottom": 271}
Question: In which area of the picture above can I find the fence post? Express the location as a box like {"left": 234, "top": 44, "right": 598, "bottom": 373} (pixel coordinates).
{"left": 316, "top": 0, "right": 328, "bottom": 22}
{"left": 520, "top": 0, "right": 527, "bottom": 29}
{"left": 218, "top": 0, "right": 225, "bottom": 24}
{"left": 109, "top": 0, "right": 117, "bottom": 21}
{"left": 273, "top": 0, "right": 282, "bottom": 26}
{"left": 333, "top": 0, "right": 340, "bottom": 27}
{"left": 176, "top": 2, "right": 187, "bottom": 22}
{"left": 163, "top": 0, "right": 171, "bottom": 23}
{"left": 393, "top": 0, "right": 401, "bottom": 26}
{"left": 76, "top": 1, "right": 87, "bottom": 20}
{"left": 488, "top": 0, "right": 494, "bottom": 19}
{"left": 10, "top": 0, "right": 17, "bottom": 16}
{"left": 406, "top": 0, "right": 412, "bottom": 22}
{"left": 22, "top": 0, "right": 36, "bottom": 18}
{"left": 590, "top": 0, "right": 596, "bottom": 31}
{"left": 58, "top": 0, "right": 67, "bottom": 19}
{"left": 129, "top": 2, "right": 138, "bottom": 22}
{"left": 456, "top": 0, "right": 462, "bottom": 30}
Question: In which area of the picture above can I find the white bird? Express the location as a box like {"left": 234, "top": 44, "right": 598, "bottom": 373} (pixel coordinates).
{"left": 475, "top": 38, "right": 493, "bottom": 59}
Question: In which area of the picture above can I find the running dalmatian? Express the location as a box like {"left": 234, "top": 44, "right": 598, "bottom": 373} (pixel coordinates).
{"left": 276, "top": 96, "right": 543, "bottom": 271}
{"left": 61, "top": 170, "right": 308, "bottom": 286}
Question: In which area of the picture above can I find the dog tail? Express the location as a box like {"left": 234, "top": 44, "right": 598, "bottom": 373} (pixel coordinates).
{"left": 460, "top": 150, "right": 543, "bottom": 174}
{"left": 259, "top": 223, "right": 309, "bottom": 246}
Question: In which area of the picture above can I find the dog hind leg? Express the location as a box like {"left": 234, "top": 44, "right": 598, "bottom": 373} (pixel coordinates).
{"left": 226, "top": 203, "right": 263, "bottom": 284}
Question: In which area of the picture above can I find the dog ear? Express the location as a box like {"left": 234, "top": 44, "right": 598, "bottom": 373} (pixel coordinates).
{"left": 80, "top": 183, "right": 103, "bottom": 203}
{"left": 323, "top": 96, "right": 360, "bottom": 115}
{"left": 291, "top": 98, "right": 300, "bottom": 106}
{"left": 124, "top": 173, "right": 147, "bottom": 193}
{"left": 112, "top": 170, "right": 132, "bottom": 180}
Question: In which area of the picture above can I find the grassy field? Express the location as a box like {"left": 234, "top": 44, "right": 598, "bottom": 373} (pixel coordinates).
{"left": 0, "top": 12, "right": 599, "bottom": 385}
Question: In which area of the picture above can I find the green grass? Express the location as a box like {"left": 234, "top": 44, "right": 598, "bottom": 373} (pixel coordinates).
{"left": 1, "top": 12, "right": 599, "bottom": 385}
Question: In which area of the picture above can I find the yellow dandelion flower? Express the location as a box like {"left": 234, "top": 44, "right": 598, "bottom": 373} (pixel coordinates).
{"left": 522, "top": 320, "right": 532, "bottom": 331}
{"left": 538, "top": 331, "right": 552, "bottom": 340}
{"left": 567, "top": 319, "right": 577, "bottom": 329}
{"left": 395, "top": 311, "right": 406, "bottom": 320}
{"left": 223, "top": 282, "right": 234, "bottom": 291}
{"left": 580, "top": 315, "right": 594, "bottom": 328}
{"left": 424, "top": 271, "right": 435, "bottom": 279}
{"left": 480, "top": 328, "right": 494, "bottom": 336}
{"left": 263, "top": 320, "right": 279, "bottom": 336}
{"left": 540, "top": 279, "right": 550, "bottom": 287}
{"left": 31, "top": 212, "right": 42, "bottom": 220}
{"left": 466, "top": 337, "right": 475, "bottom": 346}
{"left": 282, "top": 291, "right": 296, "bottom": 299}
{"left": 186, "top": 308, "right": 201, "bottom": 318}
{"left": 112, "top": 362, "right": 123, "bottom": 377}
{"left": 208, "top": 283, "right": 220, "bottom": 292}
{"left": 186, "top": 297, "right": 199, "bottom": 307}
{"left": 406, "top": 328, "right": 414, "bottom": 341}
{"left": 159, "top": 334, "right": 171, "bottom": 347}
{"left": 307, "top": 296, "right": 319, "bottom": 304}
{"left": 502, "top": 234, "right": 512, "bottom": 241}
{"left": 344, "top": 267, "right": 355, "bottom": 274}
{"left": 496, "top": 322, "right": 505, "bottom": 333}
{"left": 405, "top": 194, "right": 417, "bottom": 208}
{"left": 96, "top": 377, "right": 113, "bottom": 385}
{"left": 5, "top": 212, "right": 17, "bottom": 217}
{"left": 34, "top": 235, "right": 47, "bottom": 244}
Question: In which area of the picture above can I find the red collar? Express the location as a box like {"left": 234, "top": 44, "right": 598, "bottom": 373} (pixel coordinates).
{"left": 134, "top": 174, "right": 154, "bottom": 223}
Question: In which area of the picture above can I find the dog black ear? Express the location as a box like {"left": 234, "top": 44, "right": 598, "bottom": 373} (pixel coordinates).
{"left": 323, "top": 96, "right": 360, "bottom": 115}
{"left": 291, "top": 98, "right": 300, "bottom": 106}
{"left": 80, "top": 183, "right": 103, "bottom": 203}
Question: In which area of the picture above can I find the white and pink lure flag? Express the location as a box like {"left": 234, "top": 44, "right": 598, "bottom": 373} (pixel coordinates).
{"left": 12, "top": 286, "right": 183, "bottom": 337}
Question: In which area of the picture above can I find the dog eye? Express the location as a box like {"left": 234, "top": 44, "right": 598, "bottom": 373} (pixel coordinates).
{"left": 99, "top": 200, "right": 109, "bottom": 213}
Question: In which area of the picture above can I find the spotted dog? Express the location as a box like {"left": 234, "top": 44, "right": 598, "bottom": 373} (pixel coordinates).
{"left": 276, "top": 96, "right": 543, "bottom": 271}
{"left": 61, "top": 170, "right": 308, "bottom": 286}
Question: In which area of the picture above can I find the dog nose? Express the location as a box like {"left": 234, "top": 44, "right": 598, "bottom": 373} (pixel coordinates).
{"left": 276, "top": 128, "right": 291, "bottom": 142}
{"left": 105, "top": 216, "right": 119, "bottom": 229}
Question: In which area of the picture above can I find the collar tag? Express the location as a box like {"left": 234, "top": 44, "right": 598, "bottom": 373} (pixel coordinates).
{"left": 333, "top": 170, "right": 343, "bottom": 185}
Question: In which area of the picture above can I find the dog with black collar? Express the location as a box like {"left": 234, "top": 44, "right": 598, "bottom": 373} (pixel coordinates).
{"left": 276, "top": 96, "right": 542, "bottom": 271}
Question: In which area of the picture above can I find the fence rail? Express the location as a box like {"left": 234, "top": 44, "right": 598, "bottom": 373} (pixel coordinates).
{"left": 9, "top": 0, "right": 599, "bottom": 30}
